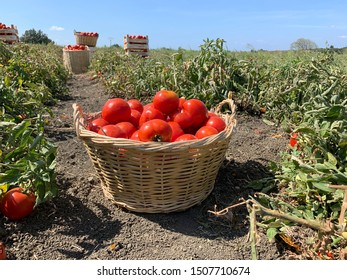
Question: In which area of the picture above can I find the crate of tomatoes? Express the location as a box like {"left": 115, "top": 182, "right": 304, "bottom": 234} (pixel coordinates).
{"left": 123, "top": 34, "right": 149, "bottom": 56}
{"left": 74, "top": 30, "right": 99, "bottom": 47}
{"left": 0, "top": 22, "right": 19, "bottom": 44}
{"left": 63, "top": 44, "right": 90, "bottom": 74}
{"left": 73, "top": 90, "right": 236, "bottom": 213}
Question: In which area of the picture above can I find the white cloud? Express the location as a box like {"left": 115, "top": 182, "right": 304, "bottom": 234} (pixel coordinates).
{"left": 338, "top": 35, "right": 347, "bottom": 39}
{"left": 50, "top": 26, "right": 64, "bottom": 31}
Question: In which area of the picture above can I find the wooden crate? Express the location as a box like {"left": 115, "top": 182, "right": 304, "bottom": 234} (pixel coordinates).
{"left": 123, "top": 35, "right": 149, "bottom": 56}
{"left": 0, "top": 25, "right": 19, "bottom": 44}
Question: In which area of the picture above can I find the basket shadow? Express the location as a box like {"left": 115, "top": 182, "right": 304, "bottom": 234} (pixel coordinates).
{"left": 135, "top": 159, "right": 274, "bottom": 241}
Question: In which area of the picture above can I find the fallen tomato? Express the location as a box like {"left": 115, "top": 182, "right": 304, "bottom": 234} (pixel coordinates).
{"left": 289, "top": 132, "right": 299, "bottom": 148}
{"left": 0, "top": 187, "right": 36, "bottom": 221}
{"left": 0, "top": 242, "right": 6, "bottom": 260}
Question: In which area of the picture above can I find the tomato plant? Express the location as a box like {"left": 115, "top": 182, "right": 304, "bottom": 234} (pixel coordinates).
{"left": 138, "top": 119, "right": 172, "bottom": 142}
{"left": 101, "top": 98, "right": 131, "bottom": 124}
{"left": 0, "top": 187, "right": 36, "bottom": 220}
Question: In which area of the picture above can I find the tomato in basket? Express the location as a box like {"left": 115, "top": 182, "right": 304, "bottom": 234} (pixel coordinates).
{"left": 205, "top": 116, "right": 226, "bottom": 132}
{"left": 102, "top": 98, "right": 131, "bottom": 124}
{"left": 138, "top": 119, "right": 172, "bottom": 142}
{"left": 153, "top": 90, "right": 179, "bottom": 115}
{"left": 195, "top": 126, "right": 219, "bottom": 139}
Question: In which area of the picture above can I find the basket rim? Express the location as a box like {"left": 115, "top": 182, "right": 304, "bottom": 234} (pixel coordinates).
{"left": 72, "top": 98, "right": 237, "bottom": 151}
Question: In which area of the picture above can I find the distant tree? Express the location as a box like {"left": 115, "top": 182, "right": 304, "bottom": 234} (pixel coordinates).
{"left": 290, "top": 38, "right": 318, "bottom": 50}
{"left": 20, "top": 29, "right": 54, "bottom": 44}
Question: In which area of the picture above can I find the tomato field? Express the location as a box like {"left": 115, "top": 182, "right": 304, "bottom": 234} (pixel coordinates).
{"left": 0, "top": 40, "right": 346, "bottom": 259}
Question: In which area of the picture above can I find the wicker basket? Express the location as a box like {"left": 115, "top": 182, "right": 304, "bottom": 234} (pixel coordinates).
{"left": 74, "top": 31, "right": 98, "bottom": 47}
{"left": 72, "top": 99, "right": 236, "bottom": 213}
{"left": 63, "top": 48, "right": 90, "bottom": 74}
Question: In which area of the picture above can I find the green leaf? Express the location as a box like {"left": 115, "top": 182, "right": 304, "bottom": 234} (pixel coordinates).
{"left": 326, "top": 105, "right": 343, "bottom": 118}
{"left": 312, "top": 182, "right": 334, "bottom": 193}
{"left": 266, "top": 227, "right": 278, "bottom": 241}
{"left": 327, "top": 152, "right": 337, "bottom": 167}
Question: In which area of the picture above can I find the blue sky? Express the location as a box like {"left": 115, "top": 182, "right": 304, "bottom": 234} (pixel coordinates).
{"left": 2, "top": 0, "right": 347, "bottom": 50}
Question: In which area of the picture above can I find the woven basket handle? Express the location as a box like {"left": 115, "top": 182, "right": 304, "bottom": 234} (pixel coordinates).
{"left": 214, "top": 92, "right": 236, "bottom": 116}
{"left": 72, "top": 103, "right": 83, "bottom": 138}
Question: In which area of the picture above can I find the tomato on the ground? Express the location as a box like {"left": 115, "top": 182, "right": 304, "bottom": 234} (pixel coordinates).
{"left": 0, "top": 188, "right": 36, "bottom": 221}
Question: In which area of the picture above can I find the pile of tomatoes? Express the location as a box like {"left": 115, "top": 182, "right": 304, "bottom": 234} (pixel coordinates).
{"left": 127, "top": 35, "right": 147, "bottom": 40}
{"left": 78, "top": 31, "right": 98, "bottom": 37}
{"left": 64, "top": 44, "right": 87, "bottom": 51}
{"left": 87, "top": 90, "right": 226, "bottom": 142}
{"left": 0, "top": 22, "right": 13, "bottom": 29}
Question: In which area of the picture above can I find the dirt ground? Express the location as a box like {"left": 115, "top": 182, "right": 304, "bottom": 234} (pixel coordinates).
{"left": 0, "top": 73, "right": 292, "bottom": 260}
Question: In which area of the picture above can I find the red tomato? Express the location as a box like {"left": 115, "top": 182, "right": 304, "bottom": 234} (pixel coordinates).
{"left": 138, "top": 119, "right": 172, "bottom": 142}
{"left": 87, "top": 118, "right": 109, "bottom": 132}
{"left": 0, "top": 242, "right": 6, "bottom": 260}
{"left": 167, "top": 121, "right": 184, "bottom": 142}
{"left": 0, "top": 188, "right": 36, "bottom": 220}
{"left": 127, "top": 99, "right": 143, "bottom": 113}
{"left": 153, "top": 90, "right": 179, "bottom": 115}
{"left": 130, "top": 130, "right": 140, "bottom": 141}
{"left": 175, "top": 134, "right": 197, "bottom": 142}
{"left": 183, "top": 99, "right": 209, "bottom": 128}
{"left": 129, "top": 109, "right": 141, "bottom": 128}
{"left": 101, "top": 98, "right": 131, "bottom": 124}
{"left": 178, "top": 97, "right": 186, "bottom": 108}
{"left": 98, "top": 125, "right": 127, "bottom": 138}
{"left": 115, "top": 122, "right": 137, "bottom": 138}
{"left": 173, "top": 111, "right": 194, "bottom": 130}
{"left": 208, "top": 111, "right": 218, "bottom": 118}
{"left": 205, "top": 116, "right": 226, "bottom": 132}
{"left": 195, "top": 126, "right": 219, "bottom": 139}
{"left": 139, "top": 107, "right": 166, "bottom": 127}
{"left": 289, "top": 132, "right": 299, "bottom": 147}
